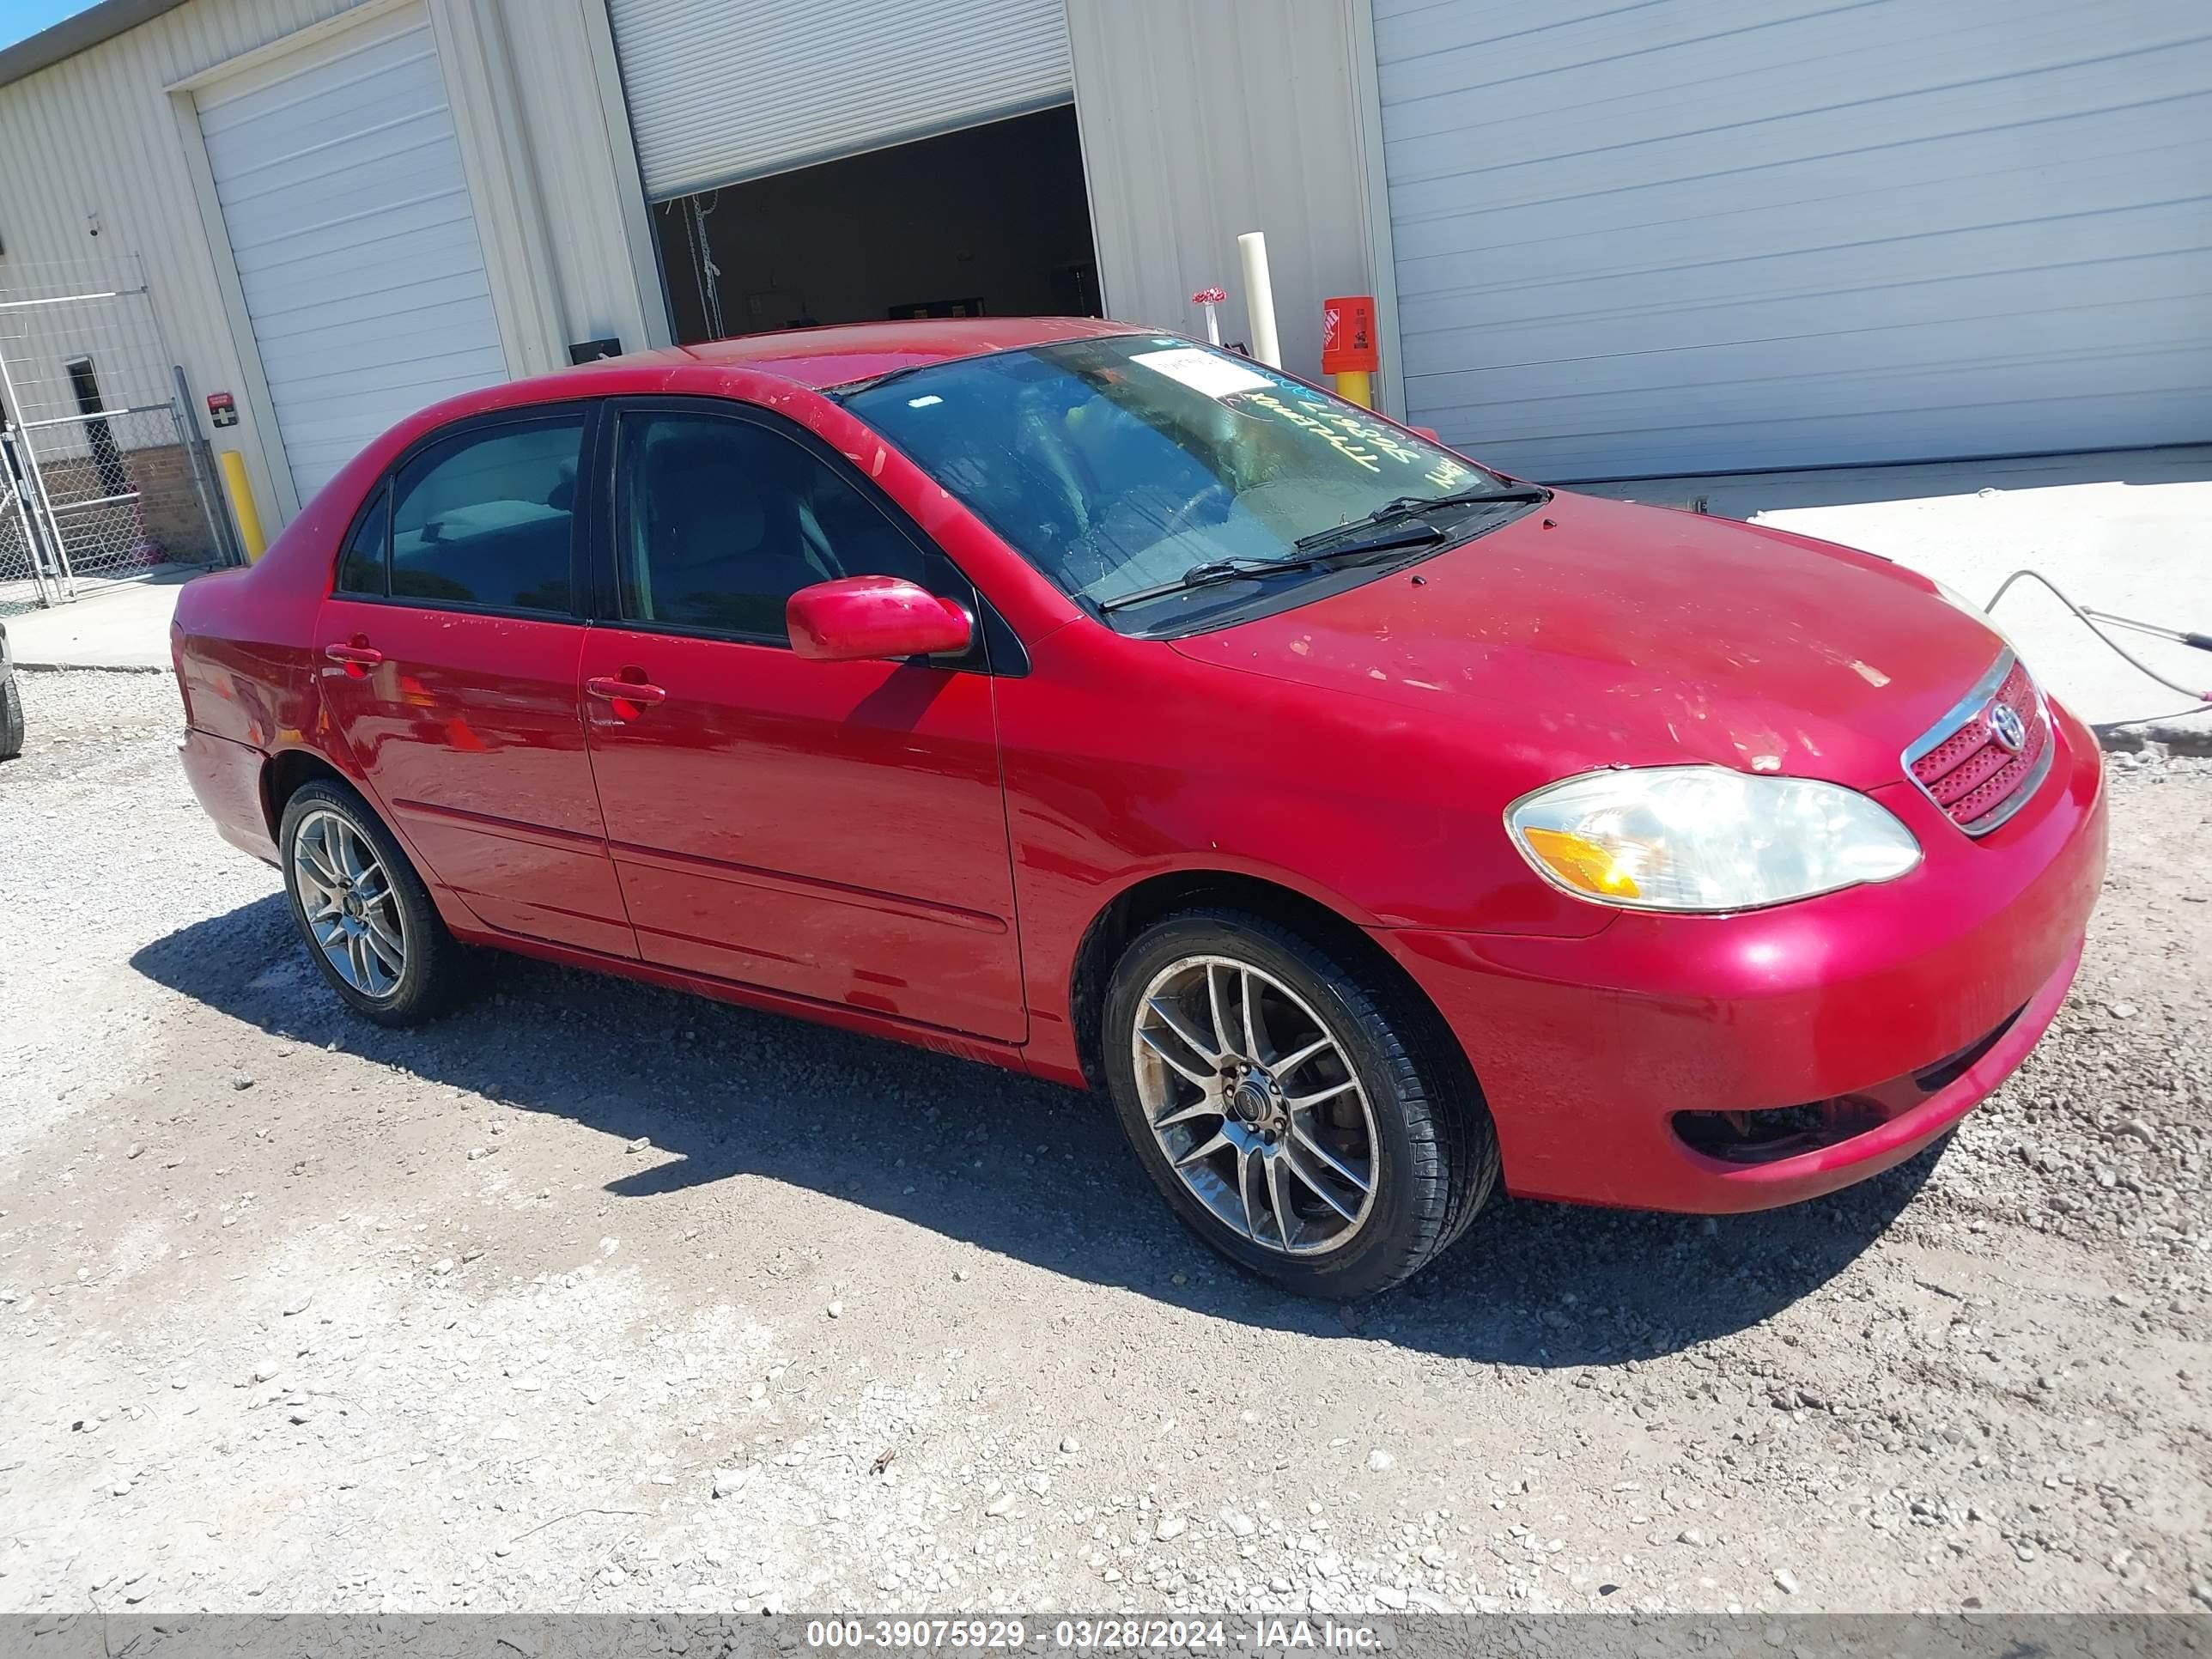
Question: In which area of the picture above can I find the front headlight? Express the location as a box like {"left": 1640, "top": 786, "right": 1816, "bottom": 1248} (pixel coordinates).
{"left": 1506, "top": 766, "right": 1922, "bottom": 913}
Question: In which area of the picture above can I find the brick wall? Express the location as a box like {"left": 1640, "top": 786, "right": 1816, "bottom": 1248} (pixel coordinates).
{"left": 125, "top": 441, "right": 219, "bottom": 563}
{"left": 16, "top": 440, "right": 220, "bottom": 572}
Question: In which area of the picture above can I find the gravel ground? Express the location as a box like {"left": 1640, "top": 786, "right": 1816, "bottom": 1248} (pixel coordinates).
{"left": 1, "top": 670, "right": 2207, "bottom": 1619}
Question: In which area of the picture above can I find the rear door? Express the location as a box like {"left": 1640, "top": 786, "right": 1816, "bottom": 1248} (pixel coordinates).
{"left": 576, "top": 398, "right": 1023, "bottom": 1040}
{"left": 316, "top": 406, "right": 636, "bottom": 958}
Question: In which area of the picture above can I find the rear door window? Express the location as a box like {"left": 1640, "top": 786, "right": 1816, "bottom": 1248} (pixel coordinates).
{"left": 386, "top": 416, "right": 585, "bottom": 614}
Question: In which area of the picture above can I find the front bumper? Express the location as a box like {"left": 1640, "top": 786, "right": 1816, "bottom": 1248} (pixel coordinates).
{"left": 1385, "top": 699, "right": 2108, "bottom": 1213}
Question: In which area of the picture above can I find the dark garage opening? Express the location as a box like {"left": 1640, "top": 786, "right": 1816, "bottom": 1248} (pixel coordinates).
{"left": 653, "top": 104, "right": 1100, "bottom": 346}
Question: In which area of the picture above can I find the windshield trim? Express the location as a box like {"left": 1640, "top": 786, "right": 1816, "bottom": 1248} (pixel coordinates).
{"left": 827, "top": 339, "right": 1080, "bottom": 398}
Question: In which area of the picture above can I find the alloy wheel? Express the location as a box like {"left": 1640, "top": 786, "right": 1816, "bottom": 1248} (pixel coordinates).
{"left": 292, "top": 807, "right": 408, "bottom": 999}
{"left": 1130, "top": 954, "right": 1380, "bottom": 1255}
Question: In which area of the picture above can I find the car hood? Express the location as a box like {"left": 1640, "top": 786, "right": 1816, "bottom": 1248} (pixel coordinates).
{"left": 1167, "top": 489, "right": 2005, "bottom": 789}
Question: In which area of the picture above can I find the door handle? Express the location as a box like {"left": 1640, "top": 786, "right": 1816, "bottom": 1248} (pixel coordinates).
{"left": 324, "top": 641, "right": 384, "bottom": 678}
{"left": 586, "top": 674, "right": 667, "bottom": 714}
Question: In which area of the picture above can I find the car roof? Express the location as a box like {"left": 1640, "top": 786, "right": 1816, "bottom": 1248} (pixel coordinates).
{"left": 584, "top": 315, "right": 1146, "bottom": 392}
{"left": 363, "top": 316, "right": 1158, "bottom": 472}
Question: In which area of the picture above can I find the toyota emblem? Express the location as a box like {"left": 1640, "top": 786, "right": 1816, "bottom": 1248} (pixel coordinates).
{"left": 1988, "top": 702, "right": 2027, "bottom": 754}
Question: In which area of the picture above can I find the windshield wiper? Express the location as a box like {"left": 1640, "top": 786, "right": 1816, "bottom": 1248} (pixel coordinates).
{"left": 1292, "top": 483, "right": 1549, "bottom": 551}
{"left": 1094, "top": 525, "right": 1444, "bottom": 614}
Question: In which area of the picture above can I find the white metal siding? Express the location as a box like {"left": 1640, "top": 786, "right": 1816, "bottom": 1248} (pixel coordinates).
{"left": 1375, "top": 0, "right": 2212, "bottom": 479}
{"left": 1067, "top": 0, "right": 1380, "bottom": 386}
{"left": 608, "top": 0, "right": 1075, "bottom": 199}
{"left": 0, "top": 0, "right": 367, "bottom": 527}
{"left": 197, "top": 3, "right": 503, "bottom": 499}
{"left": 502, "top": 0, "right": 671, "bottom": 351}
{"left": 0, "top": 0, "right": 660, "bottom": 531}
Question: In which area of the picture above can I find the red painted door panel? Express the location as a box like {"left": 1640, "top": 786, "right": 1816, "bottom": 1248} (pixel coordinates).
{"left": 578, "top": 629, "right": 1022, "bottom": 1041}
{"left": 316, "top": 599, "right": 635, "bottom": 957}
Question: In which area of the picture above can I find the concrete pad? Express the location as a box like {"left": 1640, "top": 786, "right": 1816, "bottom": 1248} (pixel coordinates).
{"left": 5, "top": 566, "right": 202, "bottom": 671}
{"left": 1582, "top": 447, "right": 2212, "bottom": 749}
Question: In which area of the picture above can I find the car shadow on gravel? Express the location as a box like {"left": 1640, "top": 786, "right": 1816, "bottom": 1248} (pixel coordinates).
{"left": 135, "top": 896, "right": 1946, "bottom": 1367}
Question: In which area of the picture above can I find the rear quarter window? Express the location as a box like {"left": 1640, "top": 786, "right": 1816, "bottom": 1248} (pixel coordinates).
{"left": 336, "top": 487, "right": 390, "bottom": 597}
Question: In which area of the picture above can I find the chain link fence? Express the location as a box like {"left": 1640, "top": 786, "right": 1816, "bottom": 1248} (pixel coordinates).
{"left": 0, "top": 255, "right": 234, "bottom": 615}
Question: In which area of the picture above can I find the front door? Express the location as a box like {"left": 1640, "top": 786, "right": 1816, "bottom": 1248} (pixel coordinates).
{"left": 316, "top": 408, "right": 635, "bottom": 958}
{"left": 578, "top": 401, "right": 1022, "bottom": 1041}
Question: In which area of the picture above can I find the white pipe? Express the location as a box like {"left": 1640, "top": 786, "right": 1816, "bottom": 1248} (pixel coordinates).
{"left": 1237, "top": 231, "right": 1281, "bottom": 368}
{"left": 1191, "top": 288, "right": 1225, "bottom": 346}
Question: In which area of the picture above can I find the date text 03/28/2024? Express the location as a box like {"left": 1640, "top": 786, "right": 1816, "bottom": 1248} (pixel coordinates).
{"left": 804, "top": 1618, "right": 1385, "bottom": 1650}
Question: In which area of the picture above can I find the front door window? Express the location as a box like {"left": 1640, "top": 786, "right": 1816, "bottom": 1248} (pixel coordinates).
{"left": 614, "top": 410, "right": 939, "bottom": 642}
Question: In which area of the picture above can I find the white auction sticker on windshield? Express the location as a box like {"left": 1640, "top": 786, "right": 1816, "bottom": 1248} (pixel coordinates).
{"left": 1130, "top": 347, "right": 1273, "bottom": 399}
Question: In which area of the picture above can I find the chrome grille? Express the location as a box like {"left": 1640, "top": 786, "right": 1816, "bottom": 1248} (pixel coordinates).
{"left": 1903, "top": 650, "right": 2053, "bottom": 836}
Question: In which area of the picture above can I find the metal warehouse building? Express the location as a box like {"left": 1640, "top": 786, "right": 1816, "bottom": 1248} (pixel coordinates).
{"left": 0, "top": 0, "right": 2205, "bottom": 568}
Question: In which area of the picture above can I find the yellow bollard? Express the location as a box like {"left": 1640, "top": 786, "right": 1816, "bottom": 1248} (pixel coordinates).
{"left": 219, "top": 450, "right": 267, "bottom": 562}
{"left": 1332, "top": 368, "right": 1374, "bottom": 410}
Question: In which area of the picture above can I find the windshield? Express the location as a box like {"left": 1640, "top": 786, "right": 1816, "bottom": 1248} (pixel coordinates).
{"left": 837, "top": 335, "right": 1512, "bottom": 617}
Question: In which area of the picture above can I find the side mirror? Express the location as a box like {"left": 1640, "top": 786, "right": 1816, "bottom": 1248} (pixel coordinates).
{"left": 787, "top": 575, "right": 973, "bottom": 662}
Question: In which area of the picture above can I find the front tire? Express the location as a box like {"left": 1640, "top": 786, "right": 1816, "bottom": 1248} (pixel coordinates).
{"left": 279, "top": 779, "right": 467, "bottom": 1026}
{"left": 1103, "top": 908, "right": 1498, "bottom": 1299}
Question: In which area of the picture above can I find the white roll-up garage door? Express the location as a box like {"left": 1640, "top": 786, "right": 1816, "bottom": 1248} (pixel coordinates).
{"left": 197, "top": 3, "right": 506, "bottom": 504}
{"left": 608, "top": 0, "right": 1075, "bottom": 199}
{"left": 1374, "top": 0, "right": 2212, "bottom": 479}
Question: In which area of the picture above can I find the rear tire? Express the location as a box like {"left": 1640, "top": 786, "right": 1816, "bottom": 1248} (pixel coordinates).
{"left": 1102, "top": 907, "right": 1498, "bottom": 1299}
{"left": 279, "top": 779, "right": 468, "bottom": 1026}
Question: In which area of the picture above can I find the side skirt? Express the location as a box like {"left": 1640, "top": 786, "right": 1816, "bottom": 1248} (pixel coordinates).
{"left": 449, "top": 922, "right": 1040, "bottom": 1079}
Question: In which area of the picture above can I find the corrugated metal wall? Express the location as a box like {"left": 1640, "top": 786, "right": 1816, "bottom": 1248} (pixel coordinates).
{"left": 1374, "top": 0, "right": 2212, "bottom": 480}
{"left": 0, "top": 0, "right": 1389, "bottom": 526}
{"left": 608, "top": 0, "right": 1075, "bottom": 201}
{"left": 0, "top": 0, "right": 365, "bottom": 523}
{"left": 0, "top": 0, "right": 659, "bottom": 530}
{"left": 501, "top": 0, "right": 667, "bottom": 356}
{"left": 1066, "top": 0, "right": 1386, "bottom": 390}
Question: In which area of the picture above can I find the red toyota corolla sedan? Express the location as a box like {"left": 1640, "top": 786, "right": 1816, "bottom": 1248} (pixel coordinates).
{"left": 172, "top": 318, "right": 2105, "bottom": 1297}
